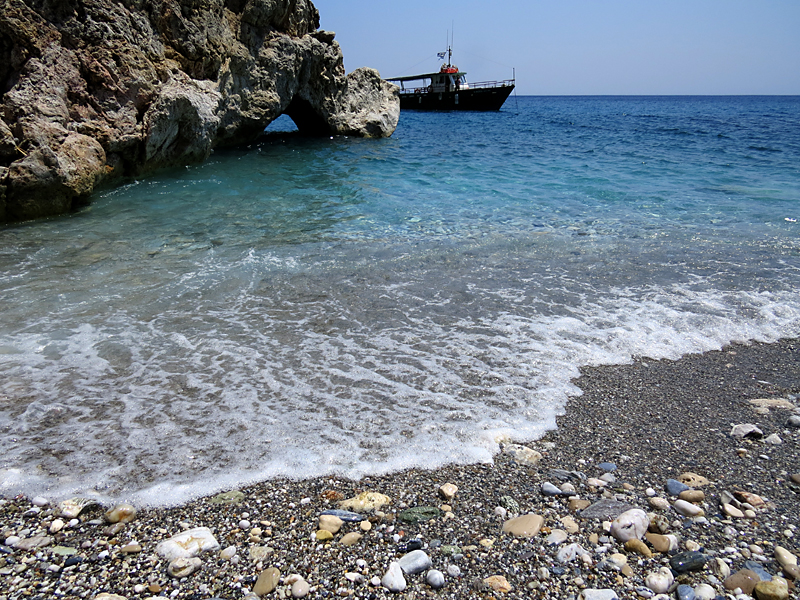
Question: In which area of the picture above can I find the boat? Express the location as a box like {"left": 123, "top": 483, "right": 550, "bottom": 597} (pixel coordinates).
{"left": 386, "top": 46, "right": 515, "bottom": 111}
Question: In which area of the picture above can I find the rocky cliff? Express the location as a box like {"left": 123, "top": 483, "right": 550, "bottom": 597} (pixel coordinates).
{"left": 0, "top": 0, "right": 399, "bottom": 222}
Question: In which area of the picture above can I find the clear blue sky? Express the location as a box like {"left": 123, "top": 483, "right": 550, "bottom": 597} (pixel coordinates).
{"left": 315, "top": 1, "right": 800, "bottom": 95}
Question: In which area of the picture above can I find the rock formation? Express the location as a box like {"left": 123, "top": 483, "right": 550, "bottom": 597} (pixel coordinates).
{"left": 0, "top": 0, "right": 399, "bottom": 222}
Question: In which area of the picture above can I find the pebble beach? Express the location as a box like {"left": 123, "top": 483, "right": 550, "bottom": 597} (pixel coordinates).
{"left": 1, "top": 338, "right": 799, "bottom": 600}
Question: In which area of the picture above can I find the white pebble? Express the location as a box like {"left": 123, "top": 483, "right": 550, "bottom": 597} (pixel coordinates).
{"left": 447, "top": 564, "right": 461, "bottom": 577}
{"left": 238, "top": 519, "right": 251, "bottom": 529}
{"left": 426, "top": 569, "right": 446, "bottom": 589}
{"left": 300, "top": 497, "right": 311, "bottom": 505}
{"left": 31, "top": 496, "right": 49, "bottom": 507}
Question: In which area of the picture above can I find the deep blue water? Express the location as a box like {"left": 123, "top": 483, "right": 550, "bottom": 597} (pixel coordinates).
{"left": 1, "top": 96, "right": 799, "bottom": 505}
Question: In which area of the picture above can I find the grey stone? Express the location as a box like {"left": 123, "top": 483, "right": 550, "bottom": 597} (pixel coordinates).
{"left": 669, "top": 551, "right": 708, "bottom": 573}
{"left": 397, "top": 549, "right": 431, "bottom": 575}
{"left": 580, "top": 499, "right": 635, "bottom": 520}
{"left": 319, "top": 509, "right": 364, "bottom": 522}
{"left": 666, "top": 478, "right": 690, "bottom": 496}
{"left": 676, "top": 584, "right": 696, "bottom": 600}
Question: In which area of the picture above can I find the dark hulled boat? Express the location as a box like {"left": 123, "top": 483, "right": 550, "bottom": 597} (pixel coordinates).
{"left": 386, "top": 47, "right": 515, "bottom": 111}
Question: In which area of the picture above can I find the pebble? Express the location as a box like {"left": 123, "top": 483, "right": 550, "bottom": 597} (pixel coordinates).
{"left": 645, "top": 567, "right": 674, "bottom": 594}
{"left": 339, "top": 491, "right": 391, "bottom": 512}
{"left": 597, "top": 553, "right": 627, "bottom": 571}
{"left": 610, "top": 508, "right": 648, "bottom": 542}
{"left": 546, "top": 529, "right": 569, "bottom": 546}
{"left": 105, "top": 503, "right": 137, "bottom": 524}
{"left": 676, "top": 584, "right": 696, "bottom": 600}
{"left": 542, "top": 481, "right": 569, "bottom": 496}
{"left": 666, "top": 479, "right": 690, "bottom": 496}
{"left": 723, "top": 503, "right": 745, "bottom": 518}
{"left": 673, "top": 499, "right": 704, "bottom": 517}
{"left": 315, "top": 530, "right": 333, "bottom": 541}
{"left": 648, "top": 496, "right": 670, "bottom": 511}
{"left": 561, "top": 515, "right": 580, "bottom": 534}
{"left": 156, "top": 527, "right": 220, "bottom": 560}
{"left": 167, "top": 556, "right": 202, "bottom": 578}
{"left": 381, "top": 562, "right": 406, "bottom": 592}
{"left": 503, "top": 443, "right": 543, "bottom": 465}
{"left": 731, "top": 423, "right": 764, "bottom": 438}
{"left": 502, "top": 513, "right": 543, "bottom": 537}
{"left": 678, "top": 472, "right": 710, "bottom": 487}
{"left": 679, "top": 490, "right": 705, "bottom": 502}
{"left": 397, "top": 506, "right": 442, "bottom": 523}
{"left": 319, "top": 509, "right": 365, "bottom": 522}
{"left": 438, "top": 482, "right": 458, "bottom": 500}
{"left": 49, "top": 518, "right": 65, "bottom": 533}
{"left": 645, "top": 532, "right": 678, "bottom": 552}
{"left": 694, "top": 583, "right": 716, "bottom": 600}
{"left": 398, "top": 549, "right": 431, "bottom": 574}
{"left": 557, "top": 542, "right": 590, "bottom": 563}
{"left": 624, "top": 538, "right": 652, "bottom": 557}
{"left": 753, "top": 578, "right": 790, "bottom": 600}
{"left": 340, "top": 532, "right": 362, "bottom": 546}
{"left": 724, "top": 569, "right": 761, "bottom": 593}
{"left": 446, "top": 564, "right": 461, "bottom": 577}
{"left": 775, "top": 546, "right": 798, "bottom": 567}
{"left": 580, "top": 590, "right": 618, "bottom": 600}
{"left": 581, "top": 499, "right": 634, "bottom": 520}
{"left": 670, "top": 551, "right": 709, "bottom": 573}
{"left": 318, "top": 514, "right": 344, "bottom": 533}
{"left": 426, "top": 569, "right": 446, "bottom": 589}
{"left": 57, "top": 497, "right": 97, "bottom": 518}
{"left": 744, "top": 560, "right": 773, "bottom": 581}
{"left": 484, "top": 575, "right": 512, "bottom": 593}
{"left": 291, "top": 578, "right": 310, "bottom": 598}
{"left": 253, "top": 567, "right": 281, "bottom": 595}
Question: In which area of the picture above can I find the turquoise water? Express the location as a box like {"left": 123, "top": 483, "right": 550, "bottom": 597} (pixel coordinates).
{"left": 1, "top": 96, "right": 799, "bottom": 505}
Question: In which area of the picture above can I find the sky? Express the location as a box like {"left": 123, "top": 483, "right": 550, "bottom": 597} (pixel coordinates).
{"left": 314, "top": 0, "right": 800, "bottom": 95}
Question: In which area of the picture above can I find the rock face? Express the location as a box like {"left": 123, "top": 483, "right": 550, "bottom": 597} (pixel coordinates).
{"left": 0, "top": 0, "right": 399, "bottom": 222}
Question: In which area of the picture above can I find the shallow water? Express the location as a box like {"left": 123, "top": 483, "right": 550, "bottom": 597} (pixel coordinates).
{"left": 1, "top": 96, "right": 799, "bottom": 506}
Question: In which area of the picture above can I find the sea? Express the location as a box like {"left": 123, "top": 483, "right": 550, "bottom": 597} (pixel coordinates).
{"left": 1, "top": 95, "right": 799, "bottom": 507}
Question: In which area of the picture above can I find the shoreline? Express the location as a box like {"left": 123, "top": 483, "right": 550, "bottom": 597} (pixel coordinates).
{"left": 1, "top": 338, "right": 799, "bottom": 599}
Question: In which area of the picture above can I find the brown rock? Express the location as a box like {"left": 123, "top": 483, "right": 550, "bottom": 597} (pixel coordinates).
{"left": 624, "top": 538, "right": 652, "bottom": 558}
{"left": 724, "top": 569, "right": 761, "bottom": 594}
{"left": 791, "top": 473, "right": 800, "bottom": 485}
{"left": 484, "top": 575, "right": 512, "bottom": 593}
{"left": 501, "top": 514, "right": 544, "bottom": 538}
{"left": 678, "top": 472, "right": 710, "bottom": 487}
{"left": 679, "top": 489, "right": 705, "bottom": 503}
{"left": 253, "top": 567, "right": 281, "bottom": 596}
{"left": 315, "top": 530, "right": 333, "bottom": 542}
{"left": 782, "top": 564, "right": 800, "bottom": 581}
{"left": 340, "top": 532, "right": 362, "bottom": 546}
{"left": 318, "top": 514, "right": 344, "bottom": 534}
{"left": 754, "top": 579, "right": 790, "bottom": 600}
{"left": 569, "top": 499, "right": 592, "bottom": 512}
{"left": 645, "top": 532, "right": 675, "bottom": 553}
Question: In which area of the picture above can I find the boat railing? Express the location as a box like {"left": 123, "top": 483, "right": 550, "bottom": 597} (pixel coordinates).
{"left": 397, "top": 79, "right": 515, "bottom": 94}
